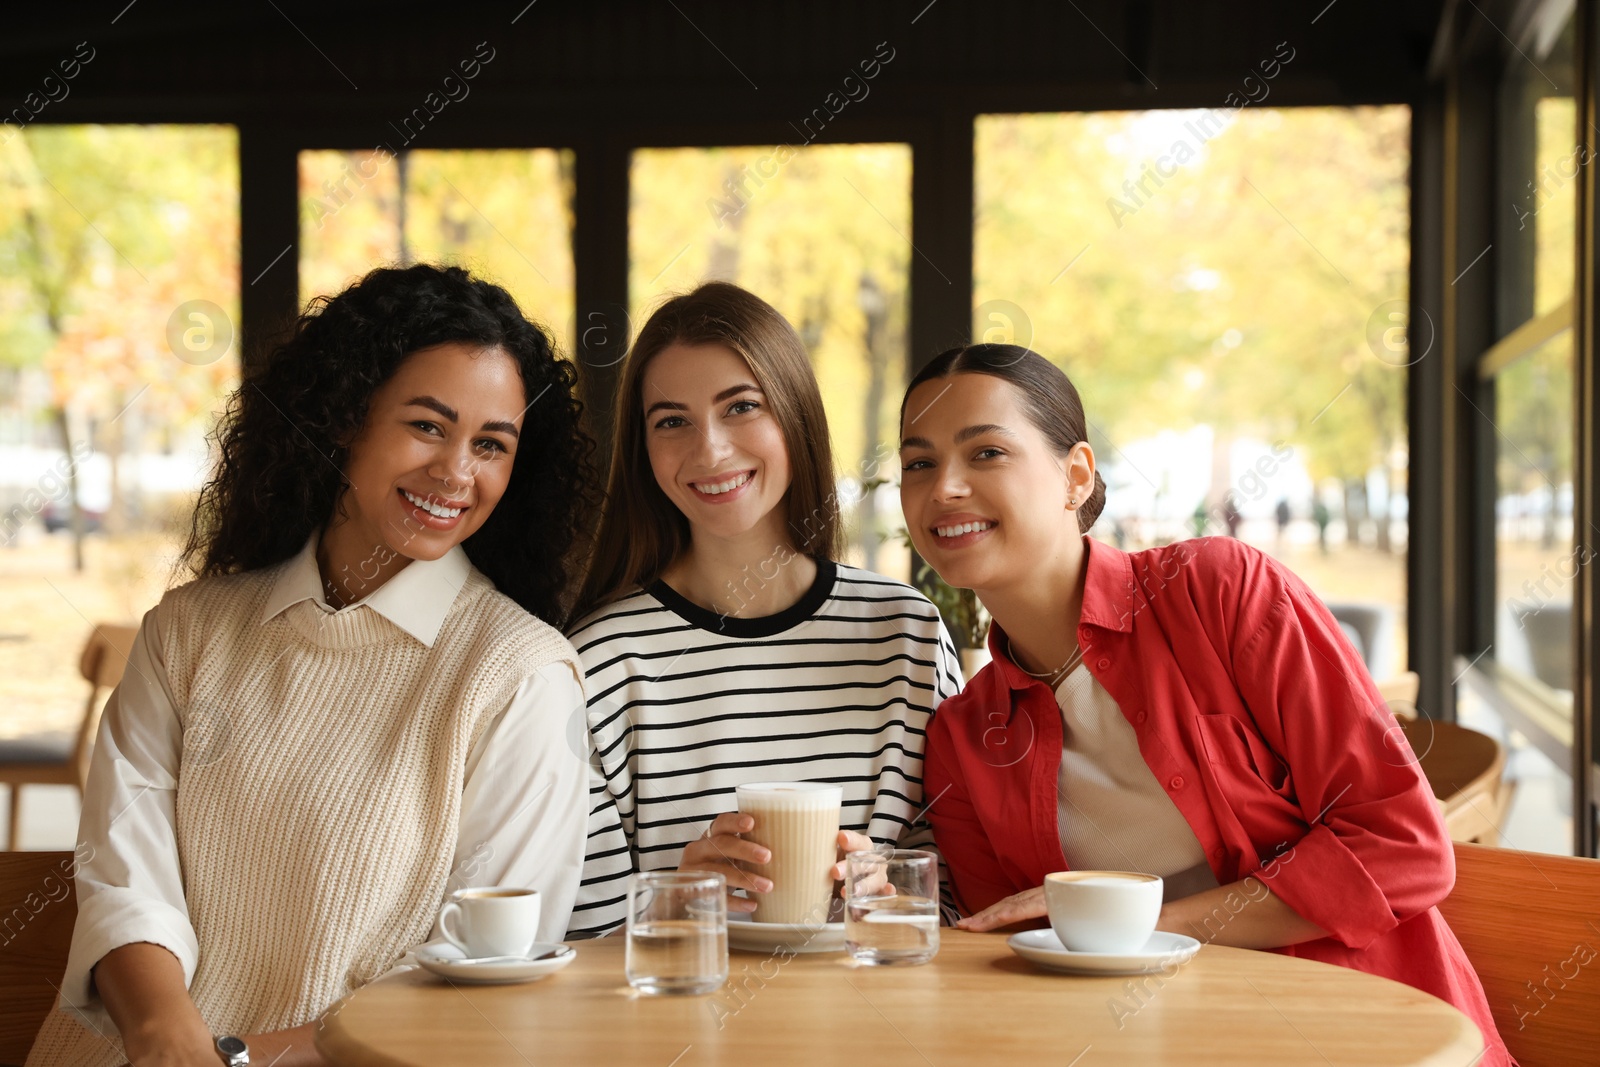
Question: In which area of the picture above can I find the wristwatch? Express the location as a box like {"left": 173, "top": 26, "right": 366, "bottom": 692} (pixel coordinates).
{"left": 214, "top": 1035, "right": 249, "bottom": 1065}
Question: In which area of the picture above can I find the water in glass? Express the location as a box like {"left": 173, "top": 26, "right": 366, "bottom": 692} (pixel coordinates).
{"left": 626, "top": 871, "right": 728, "bottom": 995}
{"left": 845, "top": 893, "right": 939, "bottom": 963}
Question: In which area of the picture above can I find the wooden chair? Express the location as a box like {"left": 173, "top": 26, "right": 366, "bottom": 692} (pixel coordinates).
{"left": 0, "top": 850, "right": 78, "bottom": 1067}
{"left": 1438, "top": 842, "right": 1600, "bottom": 1067}
{"left": 1397, "top": 716, "right": 1507, "bottom": 843}
{"left": 0, "top": 624, "right": 138, "bottom": 850}
{"left": 1375, "top": 670, "right": 1421, "bottom": 719}
{"left": 1325, "top": 600, "right": 1397, "bottom": 677}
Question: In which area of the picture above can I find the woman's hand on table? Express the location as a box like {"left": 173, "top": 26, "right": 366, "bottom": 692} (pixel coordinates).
{"left": 238, "top": 1022, "right": 325, "bottom": 1066}
{"left": 122, "top": 1019, "right": 325, "bottom": 1067}
{"left": 679, "top": 812, "right": 770, "bottom": 914}
{"left": 954, "top": 886, "right": 1048, "bottom": 931}
{"left": 102, "top": 940, "right": 327, "bottom": 1067}
{"left": 1155, "top": 877, "right": 1328, "bottom": 949}
{"left": 122, "top": 1041, "right": 218, "bottom": 1067}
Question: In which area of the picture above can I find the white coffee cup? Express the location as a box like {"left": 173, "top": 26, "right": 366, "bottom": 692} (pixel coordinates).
{"left": 736, "top": 782, "right": 843, "bottom": 924}
{"left": 438, "top": 886, "right": 541, "bottom": 958}
{"left": 1044, "top": 871, "right": 1163, "bottom": 953}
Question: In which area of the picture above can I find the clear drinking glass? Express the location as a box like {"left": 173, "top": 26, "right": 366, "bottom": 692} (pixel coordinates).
{"left": 844, "top": 848, "right": 940, "bottom": 965}
{"left": 625, "top": 870, "right": 728, "bottom": 994}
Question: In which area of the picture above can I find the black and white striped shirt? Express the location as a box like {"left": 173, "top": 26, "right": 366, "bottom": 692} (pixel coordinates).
{"left": 564, "top": 559, "right": 962, "bottom": 938}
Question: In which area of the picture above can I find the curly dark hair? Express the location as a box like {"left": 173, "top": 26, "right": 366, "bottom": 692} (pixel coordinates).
{"left": 183, "top": 263, "right": 598, "bottom": 626}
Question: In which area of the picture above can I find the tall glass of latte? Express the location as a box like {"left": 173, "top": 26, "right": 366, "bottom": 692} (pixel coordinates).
{"left": 735, "top": 782, "right": 843, "bottom": 924}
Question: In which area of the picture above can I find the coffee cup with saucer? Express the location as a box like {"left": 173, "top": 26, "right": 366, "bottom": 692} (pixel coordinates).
{"left": 1007, "top": 871, "right": 1201, "bottom": 975}
{"left": 417, "top": 885, "right": 574, "bottom": 984}
{"left": 414, "top": 940, "right": 576, "bottom": 985}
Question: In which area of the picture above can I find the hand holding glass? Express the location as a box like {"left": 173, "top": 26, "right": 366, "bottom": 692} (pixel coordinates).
{"left": 736, "top": 782, "right": 842, "bottom": 924}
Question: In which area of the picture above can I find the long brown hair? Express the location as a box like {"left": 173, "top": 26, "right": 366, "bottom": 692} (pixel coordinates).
{"left": 902, "top": 344, "right": 1106, "bottom": 533}
{"left": 573, "top": 282, "right": 841, "bottom": 622}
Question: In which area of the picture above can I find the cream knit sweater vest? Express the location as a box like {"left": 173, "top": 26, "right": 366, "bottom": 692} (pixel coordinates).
{"left": 28, "top": 558, "right": 575, "bottom": 1066}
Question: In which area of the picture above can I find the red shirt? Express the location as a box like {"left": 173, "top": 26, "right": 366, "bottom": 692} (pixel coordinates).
{"left": 926, "top": 535, "right": 1508, "bottom": 1065}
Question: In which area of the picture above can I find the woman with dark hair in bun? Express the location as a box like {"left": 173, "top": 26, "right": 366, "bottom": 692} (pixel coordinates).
{"left": 898, "top": 344, "right": 1507, "bottom": 1065}
{"left": 28, "top": 265, "right": 598, "bottom": 1067}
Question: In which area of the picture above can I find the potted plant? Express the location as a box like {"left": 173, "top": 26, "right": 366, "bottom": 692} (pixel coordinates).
{"left": 914, "top": 557, "right": 991, "bottom": 678}
{"left": 879, "top": 524, "right": 991, "bottom": 678}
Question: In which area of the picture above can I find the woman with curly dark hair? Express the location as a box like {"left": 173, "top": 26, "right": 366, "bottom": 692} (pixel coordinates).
{"left": 28, "top": 265, "right": 598, "bottom": 1067}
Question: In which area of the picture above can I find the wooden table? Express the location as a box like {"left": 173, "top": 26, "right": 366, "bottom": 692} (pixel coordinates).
{"left": 317, "top": 930, "right": 1484, "bottom": 1066}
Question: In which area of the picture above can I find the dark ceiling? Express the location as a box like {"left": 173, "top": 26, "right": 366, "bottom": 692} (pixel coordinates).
{"left": 1, "top": 1, "right": 1449, "bottom": 141}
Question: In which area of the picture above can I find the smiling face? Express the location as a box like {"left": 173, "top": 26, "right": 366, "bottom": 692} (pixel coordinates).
{"left": 641, "top": 342, "right": 793, "bottom": 548}
{"left": 331, "top": 341, "right": 525, "bottom": 572}
{"left": 899, "top": 372, "right": 1095, "bottom": 595}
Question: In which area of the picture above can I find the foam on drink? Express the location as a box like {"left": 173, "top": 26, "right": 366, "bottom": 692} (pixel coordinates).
{"left": 735, "top": 782, "right": 842, "bottom": 924}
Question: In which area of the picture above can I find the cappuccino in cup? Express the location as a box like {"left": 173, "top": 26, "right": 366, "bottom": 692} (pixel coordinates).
{"left": 1044, "top": 870, "right": 1163, "bottom": 953}
{"left": 735, "top": 782, "right": 842, "bottom": 924}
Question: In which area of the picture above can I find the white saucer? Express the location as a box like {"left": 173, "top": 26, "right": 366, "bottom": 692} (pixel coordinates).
{"left": 1006, "top": 929, "right": 1201, "bottom": 975}
{"left": 727, "top": 917, "right": 846, "bottom": 954}
{"left": 415, "top": 941, "right": 576, "bottom": 984}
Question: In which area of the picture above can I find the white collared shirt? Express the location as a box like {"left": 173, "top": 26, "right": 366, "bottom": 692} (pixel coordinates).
{"left": 60, "top": 538, "right": 588, "bottom": 1028}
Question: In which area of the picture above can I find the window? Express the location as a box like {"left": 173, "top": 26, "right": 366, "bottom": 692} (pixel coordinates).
{"left": 1466, "top": 1, "right": 1580, "bottom": 855}
{"left": 975, "top": 107, "right": 1411, "bottom": 674}
{"left": 300, "top": 148, "right": 574, "bottom": 344}
{"left": 0, "top": 124, "right": 238, "bottom": 758}
{"left": 1494, "top": 330, "right": 1576, "bottom": 694}
{"left": 629, "top": 144, "right": 912, "bottom": 575}
{"left": 1497, "top": 13, "right": 1577, "bottom": 332}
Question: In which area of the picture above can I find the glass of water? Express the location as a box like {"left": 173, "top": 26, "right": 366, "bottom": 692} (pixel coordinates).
{"left": 625, "top": 871, "right": 728, "bottom": 994}
{"left": 844, "top": 848, "right": 939, "bottom": 965}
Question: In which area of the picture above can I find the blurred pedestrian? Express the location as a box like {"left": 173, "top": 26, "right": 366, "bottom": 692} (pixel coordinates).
{"left": 1223, "top": 497, "right": 1243, "bottom": 539}
{"left": 1313, "top": 499, "right": 1332, "bottom": 555}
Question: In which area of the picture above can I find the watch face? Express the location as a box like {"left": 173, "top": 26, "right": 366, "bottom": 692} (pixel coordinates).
{"left": 217, "top": 1036, "right": 248, "bottom": 1055}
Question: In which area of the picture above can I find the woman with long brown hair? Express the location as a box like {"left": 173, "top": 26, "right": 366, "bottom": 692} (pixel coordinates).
{"left": 565, "top": 282, "right": 960, "bottom": 936}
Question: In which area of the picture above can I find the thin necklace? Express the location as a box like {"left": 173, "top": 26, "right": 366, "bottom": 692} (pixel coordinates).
{"left": 1005, "top": 632, "right": 1085, "bottom": 687}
